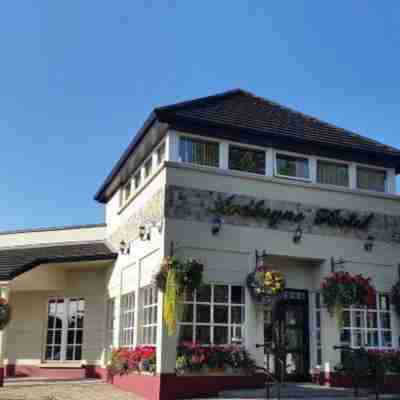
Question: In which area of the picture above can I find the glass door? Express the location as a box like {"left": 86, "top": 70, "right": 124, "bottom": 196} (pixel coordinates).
{"left": 264, "top": 289, "right": 309, "bottom": 381}
{"left": 45, "top": 298, "right": 85, "bottom": 361}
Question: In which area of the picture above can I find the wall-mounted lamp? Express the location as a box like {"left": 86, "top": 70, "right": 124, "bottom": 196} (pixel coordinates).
{"left": 364, "top": 235, "right": 375, "bottom": 252}
{"left": 139, "top": 225, "right": 150, "bottom": 241}
{"left": 119, "top": 240, "right": 131, "bottom": 255}
{"left": 393, "top": 232, "right": 400, "bottom": 243}
{"left": 293, "top": 225, "right": 303, "bottom": 244}
{"left": 211, "top": 216, "right": 222, "bottom": 236}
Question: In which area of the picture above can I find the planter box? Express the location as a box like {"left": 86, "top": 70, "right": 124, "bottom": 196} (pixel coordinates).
{"left": 326, "top": 372, "right": 400, "bottom": 394}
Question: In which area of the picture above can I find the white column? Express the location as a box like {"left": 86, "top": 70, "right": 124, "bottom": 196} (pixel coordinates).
{"left": 310, "top": 156, "right": 317, "bottom": 183}
{"left": 245, "top": 291, "right": 264, "bottom": 367}
{"left": 349, "top": 163, "right": 357, "bottom": 189}
{"left": 387, "top": 168, "right": 396, "bottom": 194}
{"left": 219, "top": 142, "right": 229, "bottom": 169}
{"left": 265, "top": 149, "right": 274, "bottom": 177}
{"left": 0, "top": 284, "right": 10, "bottom": 386}
{"left": 166, "top": 130, "right": 180, "bottom": 162}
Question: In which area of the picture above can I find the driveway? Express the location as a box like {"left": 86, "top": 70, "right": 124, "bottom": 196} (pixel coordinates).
{"left": 0, "top": 381, "right": 144, "bottom": 400}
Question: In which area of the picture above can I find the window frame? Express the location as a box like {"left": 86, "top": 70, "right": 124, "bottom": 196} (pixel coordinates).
{"left": 179, "top": 135, "right": 220, "bottom": 168}
{"left": 140, "top": 286, "right": 158, "bottom": 346}
{"left": 144, "top": 157, "right": 153, "bottom": 180}
{"left": 340, "top": 293, "right": 393, "bottom": 350}
{"left": 156, "top": 141, "right": 166, "bottom": 166}
{"left": 356, "top": 165, "right": 388, "bottom": 193}
{"left": 228, "top": 144, "right": 266, "bottom": 175}
{"left": 178, "top": 283, "right": 245, "bottom": 346}
{"left": 274, "top": 150, "right": 312, "bottom": 182}
{"left": 316, "top": 159, "right": 350, "bottom": 188}
{"left": 120, "top": 291, "right": 136, "bottom": 347}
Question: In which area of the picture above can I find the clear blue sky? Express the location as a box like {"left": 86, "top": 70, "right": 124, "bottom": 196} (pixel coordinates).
{"left": 1, "top": 1, "right": 400, "bottom": 231}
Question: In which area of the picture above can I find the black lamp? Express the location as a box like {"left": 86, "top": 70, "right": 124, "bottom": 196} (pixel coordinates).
{"left": 211, "top": 217, "right": 222, "bottom": 236}
{"left": 293, "top": 225, "right": 303, "bottom": 244}
{"left": 364, "top": 235, "right": 375, "bottom": 252}
{"left": 139, "top": 225, "right": 150, "bottom": 241}
{"left": 119, "top": 240, "right": 130, "bottom": 255}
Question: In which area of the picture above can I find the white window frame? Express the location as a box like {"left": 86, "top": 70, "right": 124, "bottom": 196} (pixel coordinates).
{"left": 140, "top": 286, "right": 158, "bottom": 346}
{"left": 340, "top": 293, "right": 393, "bottom": 349}
{"left": 44, "top": 297, "right": 85, "bottom": 362}
{"left": 355, "top": 164, "right": 388, "bottom": 193}
{"left": 316, "top": 158, "right": 351, "bottom": 188}
{"left": 274, "top": 150, "right": 312, "bottom": 182}
{"left": 120, "top": 291, "right": 136, "bottom": 347}
{"left": 178, "top": 134, "right": 221, "bottom": 168}
{"left": 228, "top": 144, "right": 267, "bottom": 176}
{"left": 106, "top": 298, "right": 115, "bottom": 348}
{"left": 178, "top": 284, "right": 245, "bottom": 346}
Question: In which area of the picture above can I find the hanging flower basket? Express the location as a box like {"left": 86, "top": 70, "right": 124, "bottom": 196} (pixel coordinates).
{"left": 390, "top": 280, "right": 400, "bottom": 314}
{"left": 246, "top": 264, "right": 285, "bottom": 304}
{"left": 0, "top": 298, "right": 10, "bottom": 330}
{"left": 321, "top": 271, "right": 376, "bottom": 323}
{"left": 154, "top": 257, "right": 204, "bottom": 336}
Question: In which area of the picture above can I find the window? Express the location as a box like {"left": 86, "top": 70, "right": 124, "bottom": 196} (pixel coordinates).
{"left": 317, "top": 161, "right": 349, "bottom": 187}
{"left": 340, "top": 294, "right": 392, "bottom": 355}
{"left": 179, "top": 284, "right": 245, "bottom": 345}
{"left": 45, "top": 298, "right": 85, "bottom": 361}
{"left": 123, "top": 181, "right": 132, "bottom": 201}
{"left": 229, "top": 145, "right": 266, "bottom": 175}
{"left": 314, "top": 293, "right": 322, "bottom": 367}
{"left": 276, "top": 153, "right": 310, "bottom": 179}
{"left": 357, "top": 167, "right": 387, "bottom": 192}
{"left": 179, "top": 137, "right": 219, "bottom": 167}
{"left": 140, "top": 286, "right": 158, "bottom": 345}
{"left": 106, "top": 298, "right": 115, "bottom": 348}
{"left": 144, "top": 158, "right": 152, "bottom": 179}
{"left": 157, "top": 142, "right": 166, "bottom": 166}
{"left": 120, "top": 292, "right": 135, "bottom": 347}
{"left": 134, "top": 171, "right": 141, "bottom": 190}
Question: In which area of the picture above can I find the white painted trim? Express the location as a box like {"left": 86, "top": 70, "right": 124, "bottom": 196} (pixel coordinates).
{"left": 166, "top": 161, "right": 400, "bottom": 201}
{"left": 274, "top": 150, "right": 312, "bottom": 182}
{"left": 219, "top": 142, "right": 229, "bottom": 169}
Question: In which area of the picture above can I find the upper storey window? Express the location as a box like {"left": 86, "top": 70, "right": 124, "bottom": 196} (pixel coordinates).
{"left": 276, "top": 153, "right": 310, "bottom": 180}
{"left": 229, "top": 145, "right": 266, "bottom": 175}
{"left": 179, "top": 137, "right": 219, "bottom": 167}
{"left": 357, "top": 166, "right": 387, "bottom": 192}
{"left": 157, "top": 142, "right": 166, "bottom": 166}
{"left": 123, "top": 181, "right": 132, "bottom": 202}
{"left": 317, "top": 160, "right": 349, "bottom": 187}
{"left": 144, "top": 158, "right": 153, "bottom": 179}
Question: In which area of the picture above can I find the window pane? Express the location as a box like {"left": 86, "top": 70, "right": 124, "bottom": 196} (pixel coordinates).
{"left": 157, "top": 142, "right": 166, "bottom": 165}
{"left": 229, "top": 146, "right": 266, "bottom": 175}
{"left": 214, "top": 285, "right": 228, "bottom": 303}
{"left": 366, "top": 312, "right": 377, "bottom": 329}
{"left": 144, "top": 159, "right": 152, "bottom": 178}
{"left": 179, "top": 325, "right": 193, "bottom": 342}
{"left": 181, "top": 304, "right": 194, "bottom": 323}
{"left": 196, "top": 285, "right": 211, "bottom": 302}
{"left": 179, "top": 137, "right": 219, "bottom": 167}
{"left": 367, "top": 331, "right": 379, "bottom": 347}
{"left": 231, "top": 286, "right": 244, "bottom": 304}
{"left": 357, "top": 167, "right": 386, "bottom": 192}
{"left": 196, "top": 305, "right": 211, "bottom": 323}
{"left": 196, "top": 326, "right": 210, "bottom": 344}
{"left": 214, "top": 326, "right": 228, "bottom": 345}
{"left": 380, "top": 313, "right": 391, "bottom": 329}
{"left": 214, "top": 306, "right": 228, "bottom": 324}
{"left": 381, "top": 331, "right": 392, "bottom": 347}
{"left": 231, "top": 306, "right": 244, "bottom": 324}
{"left": 276, "top": 154, "right": 309, "bottom": 179}
{"left": 134, "top": 172, "right": 141, "bottom": 190}
{"left": 317, "top": 161, "right": 349, "bottom": 187}
{"left": 340, "top": 329, "right": 351, "bottom": 346}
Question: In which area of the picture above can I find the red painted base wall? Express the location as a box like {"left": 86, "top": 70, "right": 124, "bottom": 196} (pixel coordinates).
{"left": 5, "top": 364, "right": 96, "bottom": 380}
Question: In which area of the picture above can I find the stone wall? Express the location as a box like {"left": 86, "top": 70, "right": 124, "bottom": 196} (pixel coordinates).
{"left": 165, "top": 185, "right": 400, "bottom": 243}
{"left": 109, "top": 189, "right": 164, "bottom": 246}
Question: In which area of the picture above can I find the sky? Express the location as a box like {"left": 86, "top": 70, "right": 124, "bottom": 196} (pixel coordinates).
{"left": 1, "top": 1, "right": 400, "bottom": 231}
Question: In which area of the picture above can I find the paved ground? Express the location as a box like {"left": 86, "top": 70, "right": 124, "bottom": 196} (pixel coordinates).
{"left": 0, "top": 381, "right": 144, "bottom": 400}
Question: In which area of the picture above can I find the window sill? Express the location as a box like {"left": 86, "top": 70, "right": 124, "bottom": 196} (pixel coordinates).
{"left": 38, "top": 362, "right": 84, "bottom": 369}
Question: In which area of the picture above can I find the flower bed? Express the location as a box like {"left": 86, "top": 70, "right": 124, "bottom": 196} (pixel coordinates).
{"left": 108, "top": 346, "right": 156, "bottom": 376}
{"left": 176, "top": 342, "right": 256, "bottom": 375}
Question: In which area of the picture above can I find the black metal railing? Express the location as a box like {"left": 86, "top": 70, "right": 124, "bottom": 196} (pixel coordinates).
{"left": 333, "top": 345, "right": 384, "bottom": 399}
{"left": 256, "top": 342, "right": 286, "bottom": 400}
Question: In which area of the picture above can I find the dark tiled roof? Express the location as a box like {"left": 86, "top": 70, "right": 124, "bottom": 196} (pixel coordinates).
{"left": 0, "top": 241, "right": 117, "bottom": 280}
{"left": 155, "top": 89, "right": 400, "bottom": 158}
{"left": 0, "top": 223, "right": 106, "bottom": 236}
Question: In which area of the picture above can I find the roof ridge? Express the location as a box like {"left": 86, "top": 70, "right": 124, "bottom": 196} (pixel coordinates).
{"left": 0, "top": 239, "right": 108, "bottom": 252}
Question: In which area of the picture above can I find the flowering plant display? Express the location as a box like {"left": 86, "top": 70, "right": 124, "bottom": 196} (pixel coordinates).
{"left": 246, "top": 264, "right": 285, "bottom": 304}
{"left": 321, "top": 271, "right": 376, "bottom": 321}
{"left": 0, "top": 298, "right": 10, "bottom": 330}
{"left": 390, "top": 280, "right": 400, "bottom": 315}
{"left": 154, "top": 257, "right": 204, "bottom": 336}
{"left": 107, "top": 346, "right": 156, "bottom": 376}
{"left": 175, "top": 342, "right": 256, "bottom": 375}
